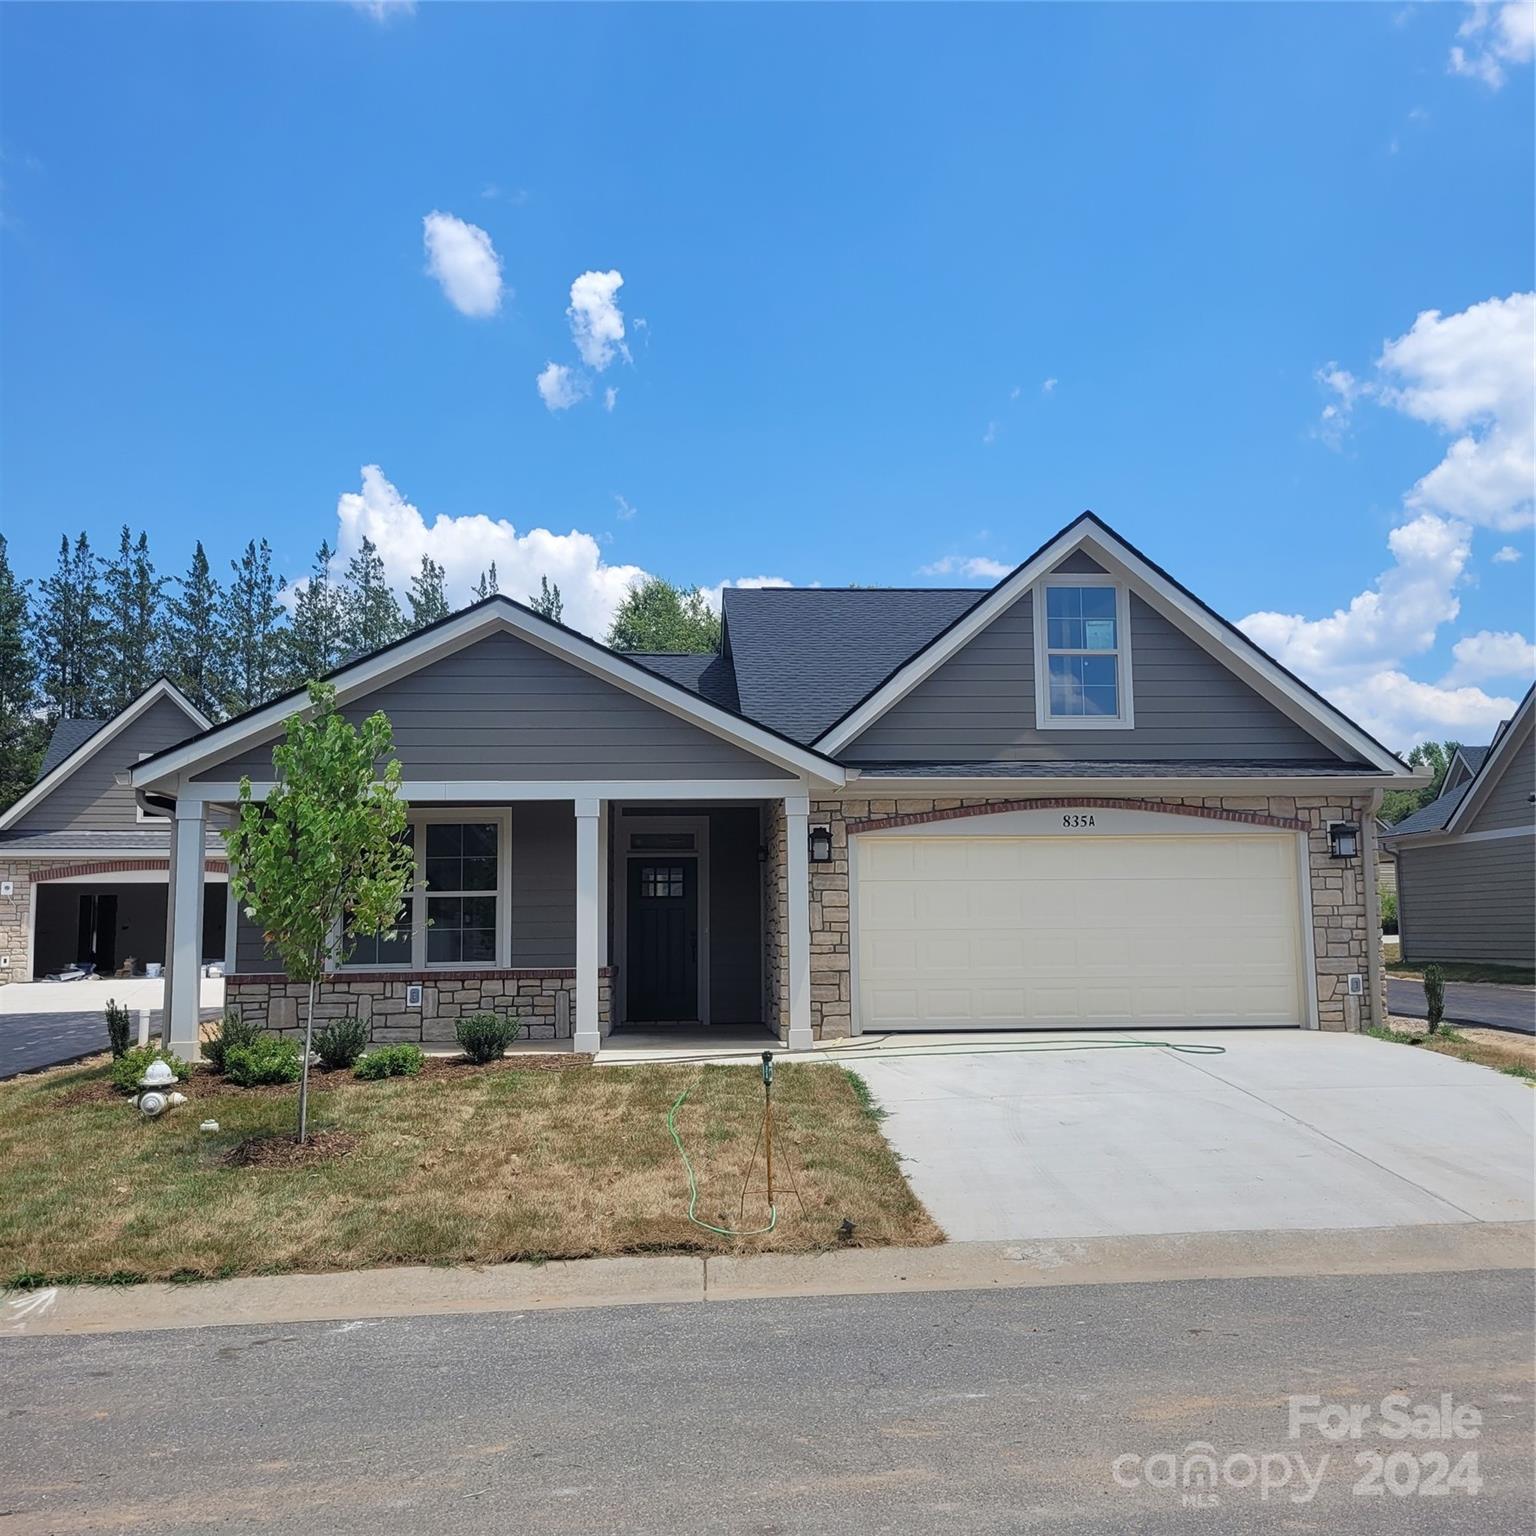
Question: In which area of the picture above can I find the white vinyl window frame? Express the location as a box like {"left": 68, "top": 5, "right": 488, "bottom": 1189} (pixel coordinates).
{"left": 340, "top": 807, "right": 513, "bottom": 972}
{"left": 1031, "top": 574, "right": 1135, "bottom": 730}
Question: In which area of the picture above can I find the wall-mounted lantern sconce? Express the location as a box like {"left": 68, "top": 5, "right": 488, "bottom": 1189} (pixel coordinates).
{"left": 1328, "top": 821, "right": 1360, "bottom": 861}
{"left": 809, "top": 825, "right": 833, "bottom": 863}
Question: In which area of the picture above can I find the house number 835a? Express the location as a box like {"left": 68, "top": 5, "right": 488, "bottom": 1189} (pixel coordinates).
{"left": 1062, "top": 813, "right": 1096, "bottom": 828}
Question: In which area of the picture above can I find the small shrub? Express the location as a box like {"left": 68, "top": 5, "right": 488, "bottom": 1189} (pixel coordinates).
{"left": 110, "top": 1046, "right": 191, "bottom": 1096}
{"left": 354, "top": 1043, "right": 424, "bottom": 1081}
{"left": 104, "top": 999, "right": 133, "bottom": 1059}
{"left": 1380, "top": 889, "right": 1398, "bottom": 935}
{"left": 202, "top": 1010, "right": 264, "bottom": 1073}
{"left": 225, "top": 1037, "right": 304, "bottom": 1087}
{"left": 314, "top": 1017, "right": 369, "bottom": 1070}
{"left": 455, "top": 1011, "right": 521, "bottom": 1064}
{"left": 1423, "top": 963, "right": 1446, "bottom": 1036}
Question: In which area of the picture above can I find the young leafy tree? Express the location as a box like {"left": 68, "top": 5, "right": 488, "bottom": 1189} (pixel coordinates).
{"left": 284, "top": 541, "right": 345, "bottom": 687}
{"left": 100, "top": 526, "right": 166, "bottom": 712}
{"left": 407, "top": 554, "right": 449, "bottom": 629}
{"left": 529, "top": 575, "right": 563, "bottom": 624}
{"left": 164, "top": 541, "right": 227, "bottom": 718}
{"left": 223, "top": 538, "right": 287, "bottom": 713}
{"left": 224, "top": 682, "right": 416, "bottom": 1142}
{"left": 606, "top": 577, "right": 721, "bottom": 652}
{"left": 0, "top": 535, "right": 45, "bottom": 812}
{"left": 340, "top": 536, "right": 404, "bottom": 658}
{"left": 472, "top": 562, "right": 499, "bottom": 599}
{"left": 32, "top": 532, "right": 106, "bottom": 719}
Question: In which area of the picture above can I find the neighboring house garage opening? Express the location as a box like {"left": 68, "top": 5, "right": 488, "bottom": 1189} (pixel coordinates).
{"left": 32, "top": 875, "right": 226, "bottom": 979}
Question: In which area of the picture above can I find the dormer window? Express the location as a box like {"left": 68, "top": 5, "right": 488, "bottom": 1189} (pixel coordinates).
{"left": 1034, "top": 577, "right": 1134, "bottom": 728}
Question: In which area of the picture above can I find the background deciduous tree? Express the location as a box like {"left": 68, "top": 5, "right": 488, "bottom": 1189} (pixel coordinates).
{"left": 0, "top": 536, "right": 46, "bottom": 812}
{"left": 605, "top": 576, "right": 720, "bottom": 653}
{"left": 1380, "top": 740, "right": 1463, "bottom": 824}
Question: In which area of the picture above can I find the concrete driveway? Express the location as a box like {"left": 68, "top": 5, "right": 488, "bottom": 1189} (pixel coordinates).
{"left": 853, "top": 1030, "right": 1536, "bottom": 1242}
{"left": 1388, "top": 976, "right": 1535, "bottom": 1035}
{"left": 0, "top": 977, "right": 224, "bottom": 1079}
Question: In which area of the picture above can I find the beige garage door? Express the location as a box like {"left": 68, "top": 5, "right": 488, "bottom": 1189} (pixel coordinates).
{"left": 855, "top": 833, "right": 1304, "bottom": 1030}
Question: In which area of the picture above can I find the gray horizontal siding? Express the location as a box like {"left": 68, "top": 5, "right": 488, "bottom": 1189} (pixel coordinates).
{"left": 14, "top": 696, "right": 205, "bottom": 833}
{"left": 194, "top": 631, "right": 790, "bottom": 783}
{"left": 510, "top": 803, "right": 575, "bottom": 966}
{"left": 842, "top": 592, "right": 1344, "bottom": 764}
{"left": 1465, "top": 725, "right": 1534, "bottom": 833}
{"left": 1051, "top": 549, "right": 1107, "bottom": 574}
{"left": 1398, "top": 837, "right": 1535, "bottom": 967}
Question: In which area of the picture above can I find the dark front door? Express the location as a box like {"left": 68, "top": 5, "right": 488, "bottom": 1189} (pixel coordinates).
{"left": 627, "top": 859, "right": 699, "bottom": 1022}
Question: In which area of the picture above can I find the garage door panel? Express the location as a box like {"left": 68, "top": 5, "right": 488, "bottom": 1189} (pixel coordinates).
{"left": 857, "top": 832, "right": 1303, "bottom": 1031}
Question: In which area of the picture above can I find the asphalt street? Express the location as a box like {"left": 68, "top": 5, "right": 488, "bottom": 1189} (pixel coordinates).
{"left": 0, "top": 1010, "right": 148, "bottom": 1081}
{"left": 2, "top": 1267, "right": 1530, "bottom": 1534}
{"left": 1388, "top": 979, "right": 1536, "bottom": 1035}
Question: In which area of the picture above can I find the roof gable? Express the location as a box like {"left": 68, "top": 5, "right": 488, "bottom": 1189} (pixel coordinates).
{"left": 722, "top": 586, "right": 981, "bottom": 743}
{"left": 0, "top": 681, "right": 210, "bottom": 834}
{"left": 811, "top": 512, "right": 1415, "bottom": 777}
{"left": 1445, "top": 684, "right": 1535, "bottom": 835}
{"left": 134, "top": 597, "right": 843, "bottom": 792}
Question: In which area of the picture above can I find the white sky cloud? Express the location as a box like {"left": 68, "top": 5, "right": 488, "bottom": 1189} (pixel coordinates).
{"left": 1449, "top": 2, "right": 1535, "bottom": 88}
{"left": 982, "top": 420, "right": 998, "bottom": 446}
{"left": 613, "top": 494, "right": 637, "bottom": 520}
{"left": 1380, "top": 292, "right": 1535, "bottom": 531}
{"left": 1493, "top": 544, "right": 1522, "bottom": 562}
{"left": 1326, "top": 672, "right": 1521, "bottom": 748}
{"left": 1041, "top": 377, "right": 1058, "bottom": 394}
{"left": 1440, "top": 628, "right": 1536, "bottom": 686}
{"left": 351, "top": 0, "right": 416, "bottom": 23}
{"left": 422, "top": 211, "right": 504, "bottom": 318}
{"left": 603, "top": 386, "right": 618, "bottom": 412}
{"left": 919, "top": 554, "right": 1013, "bottom": 580}
{"left": 324, "top": 466, "right": 647, "bottom": 638}
{"left": 536, "top": 361, "right": 586, "bottom": 411}
{"left": 567, "top": 270, "right": 628, "bottom": 371}
{"left": 698, "top": 575, "right": 794, "bottom": 613}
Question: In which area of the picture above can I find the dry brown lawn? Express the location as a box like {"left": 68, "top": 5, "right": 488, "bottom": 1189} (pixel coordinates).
{"left": 0, "top": 1056, "right": 940, "bottom": 1286}
{"left": 1376, "top": 1016, "right": 1536, "bottom": 1081}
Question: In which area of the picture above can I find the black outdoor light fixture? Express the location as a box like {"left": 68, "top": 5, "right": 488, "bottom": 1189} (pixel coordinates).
{"left": 808, "top": 825, "right": 833, "bottom": 863}
{"left": 1328, "top": 821, "right": 1361, "bottom": 861}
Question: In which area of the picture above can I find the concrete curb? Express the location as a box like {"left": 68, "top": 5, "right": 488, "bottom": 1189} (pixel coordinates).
{"left": 4, "top": 1220, "right": 1531, "bottom": 1339}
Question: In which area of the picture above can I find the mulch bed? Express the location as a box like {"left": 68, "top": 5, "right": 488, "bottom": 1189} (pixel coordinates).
{"left": 223, "top": 1129, "right": 358, "bottom": 1168}
{"left": 416, "top": 1052, "right": 592, "bottom": 1078}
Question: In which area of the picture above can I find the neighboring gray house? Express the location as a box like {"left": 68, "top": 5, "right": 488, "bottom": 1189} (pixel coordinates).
{"left": 126, "top": 513, "right": 1423, "bottom": 1059}
{"left": 1382, "top": 686, "right": 1536, "bottom": 969}
{"left": 0, "top": 680, "right": 227, "bottom": 981}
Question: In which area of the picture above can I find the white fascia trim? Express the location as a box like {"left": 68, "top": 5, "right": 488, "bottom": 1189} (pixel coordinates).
{"left": 180, "top": 778, "right": 812, "bottom": 805}
{"left": 0, "top": 679, "right": 212, "bottom": 832}
{"left": 131, "top": 604, "right": 843, "bottom": 791}
{"left": 839, "top": 774, "right": 1424, "bottom": 797}
{"left": 1443, "top": 692, "right": 1534, "bottom": 835}
{"left": 815, "top": 521, "right": 1413, "bottom": 777}
{"left": 1391, "top": 824, "right": 1535, "bottom": 850}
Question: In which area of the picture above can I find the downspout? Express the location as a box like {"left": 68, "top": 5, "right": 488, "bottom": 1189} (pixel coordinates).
{"left": 1363, "top": 787, "right": 1385, "bottom": 1033}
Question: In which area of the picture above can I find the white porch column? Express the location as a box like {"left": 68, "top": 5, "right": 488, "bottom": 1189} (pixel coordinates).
{"left": 574, "top": 797, "right": 602, "bottom": 1054}
{"left": 166, "top": 800, "right": 205, "bottom": 1059}
{"left": 784, "top": 794, "right": 814, "bottom": 1052}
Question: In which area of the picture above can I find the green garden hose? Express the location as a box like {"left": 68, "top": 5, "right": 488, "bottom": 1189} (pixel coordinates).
{"left": 667, "top": 1085, "right": 778, "bottom": 1238}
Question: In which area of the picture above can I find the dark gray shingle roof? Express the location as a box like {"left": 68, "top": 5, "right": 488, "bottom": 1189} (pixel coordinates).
{"left": 0, "top": 828, "right": 226, "bottom": 854}
{"left": 722, "top": 587, "right": 983, "bottom": 744}
{"left": 849, "top": 759, "right": 1375, "bottom": 780}
{"left": 627, "top": 653, "right": 741, "bottom": 713}
{"left": 1380, "top": 784, "right": 1468, "bottom": 840}
{"left": 1454, "top": 745, "right": 1490, "bottom": 775}
{"left": 38, "top": 718, "right": 106, "bottom": 778}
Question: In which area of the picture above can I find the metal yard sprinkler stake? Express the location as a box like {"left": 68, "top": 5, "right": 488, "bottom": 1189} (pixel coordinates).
{"left": 738, "top": 1051, "right": 806, "bottom": 1223}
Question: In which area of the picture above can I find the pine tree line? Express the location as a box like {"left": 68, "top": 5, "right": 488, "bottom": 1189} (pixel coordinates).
{"left": 0, "top": 529, "right": 562, "bottom": 811}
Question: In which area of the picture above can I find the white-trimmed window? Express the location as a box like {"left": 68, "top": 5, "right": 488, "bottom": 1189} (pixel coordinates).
{"left": 1033, "top": 577, "right": 1134, "bottom": 729}
{"left": 342, "top": 813, "right": 509, "bottom": 970}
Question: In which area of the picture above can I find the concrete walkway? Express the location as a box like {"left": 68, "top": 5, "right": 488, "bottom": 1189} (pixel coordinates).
{"left": 3, "top": 1220, "right": 1529, "bottom": 1339}
{"left": 854, "top": 1029, "right": 1536, "bottom": 1242}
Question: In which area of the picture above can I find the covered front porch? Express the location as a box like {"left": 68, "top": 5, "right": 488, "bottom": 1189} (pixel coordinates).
{"left": 165, "top": 789, "right": 817, "bottom": 1060}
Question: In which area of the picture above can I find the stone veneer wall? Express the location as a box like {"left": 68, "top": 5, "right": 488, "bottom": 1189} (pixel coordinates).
{"left": 801, "top": 793, "right": 1382, "bottom": 1040}
{"left": 0, "top": 856, "right": 36, "bottom": 984}
{"left": 226, "top": 968, "right": 613, "bottom": 1045}
{"left": 761, "top": 799, "right": 788, "bottom": 1036}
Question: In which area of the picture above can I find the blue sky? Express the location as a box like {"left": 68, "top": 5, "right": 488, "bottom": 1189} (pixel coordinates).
{"left": 2, "top": 1, "right": 1532, "bottom": 745}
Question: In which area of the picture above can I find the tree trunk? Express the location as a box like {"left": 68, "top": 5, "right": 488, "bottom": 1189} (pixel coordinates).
{"left": 297, "top": 974, "right": 318, "bottom": 1143}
